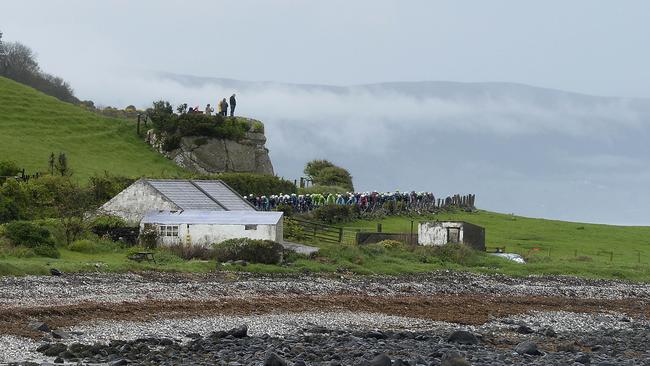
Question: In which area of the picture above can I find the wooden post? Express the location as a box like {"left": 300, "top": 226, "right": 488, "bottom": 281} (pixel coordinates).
{"left": 548, "top": 248, "right": 551, "bottom": 257}
{"left": 377, "top": 223, "right": 382, "bottom": 233}
{"left": 137, "top": 114, "right": 141, "bottom": 136}
{"left": 410, "top": 220, "right": 414, "bottom": 245}
{"left": 338, "top": 228, "right": 343, "bottom": 243}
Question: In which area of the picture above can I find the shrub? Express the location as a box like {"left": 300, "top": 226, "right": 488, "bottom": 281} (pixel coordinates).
{"left": 139, "top": 225, "right": 158, "bottom": 249}
{"left": 4, "top": 221, "right": 54, "bottom": 248}
{"left": 424, "top": 244, "right": 476, "bottom": 265}
{"left": 284, "top": 218, "right": 306, "bottom": 241}
{"left": 90, "top": 215, "right": 128, "bottom": 233}
{"left": 313, "top": 204, "right": 356, "bottom": 224}
{"left": 377, "top": 239, "right": 405, "bottom": 250}
{"left": 275, "top": 204, "right": 293, "bottom": 217}
{"left": 165, "top": 243, "right": 216, "bottom": 260}
{"left": 162, "top": 134, "right": 181, "bottom": 152}
{"left": 213, "top": 238, "right": 284, "bottom": 264}
{"left": 33, "top": 245, "right": 60, "bottom": 258}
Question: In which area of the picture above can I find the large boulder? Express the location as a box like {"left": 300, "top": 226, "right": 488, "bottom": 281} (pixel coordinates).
{"left": 147, "top": 124, "right": 274, "bottom": 175}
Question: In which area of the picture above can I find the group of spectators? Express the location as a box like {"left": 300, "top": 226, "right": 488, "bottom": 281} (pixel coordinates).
{"left": 246, "top": 191, "right": 476, "bottom": 213}
{"left": 188, "top": 94, "right": 237, "bottom": 117}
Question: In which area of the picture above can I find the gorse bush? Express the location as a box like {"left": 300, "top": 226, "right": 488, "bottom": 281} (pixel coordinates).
{"left": 313, "top": 204, "right": 357, "bottom": 224}
{"left": 4, "top": 221, "right": 54, "bottom": 248}
{"left": 213, "top": 238, "right": 284, "bottom": 264}
{"left": 67, "top": 239, "right": 98, "bottom": 254}
{"left": 33, "top": 245, "right": 60, "bottom": 258}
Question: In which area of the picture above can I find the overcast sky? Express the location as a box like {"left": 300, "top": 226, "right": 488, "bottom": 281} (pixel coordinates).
{"left": 3, "top": 0, "right": 650, "bottom": 98}
{"left": 2, "top": 1, "right": 650, "bottom": 225}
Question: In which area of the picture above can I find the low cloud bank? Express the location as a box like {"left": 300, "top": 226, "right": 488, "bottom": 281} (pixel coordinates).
{"left": 77, "top": 71, "right": 650, "bottom": 224}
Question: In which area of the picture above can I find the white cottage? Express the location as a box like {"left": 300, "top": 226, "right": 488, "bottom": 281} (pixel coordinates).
{"left": 141, "top": 210, "right": 284, "bottom": 247}
{"left": 99, "top": 179, "right": 256, "bottom": 225}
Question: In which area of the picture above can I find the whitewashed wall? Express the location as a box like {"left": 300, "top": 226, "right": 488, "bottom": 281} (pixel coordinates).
{"left": 418, "top": 222, "right": 464, "bottom": 246}
{"left": 153, "top": 223, "right": 281, "bottom": 247}
{"left": 98, "top": 180, "right": 178, "bottom": 225}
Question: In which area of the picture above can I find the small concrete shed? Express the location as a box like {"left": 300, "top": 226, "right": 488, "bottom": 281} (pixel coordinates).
{"left": 141, "top": 210, "right": 283, "bottom": 247}
{"left": 418, "top": 221, "right": 485, "bottom": 251}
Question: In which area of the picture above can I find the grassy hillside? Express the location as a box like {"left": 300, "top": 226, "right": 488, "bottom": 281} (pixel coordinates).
{"left": 0, "top": 76, "right": 185, "bottom": 181}
{"left": 336, "top": 211, "right": 650, "bottom": 280}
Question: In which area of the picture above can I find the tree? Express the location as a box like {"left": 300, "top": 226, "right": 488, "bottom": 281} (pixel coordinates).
{"left": 53, "top": 178, "right": 94, "bottom": 244}
{"left": 303, "top": 159, "right": 354, "bottom": 191}
{"left": 54, "top": 153, "right": 72, "bottom": 177}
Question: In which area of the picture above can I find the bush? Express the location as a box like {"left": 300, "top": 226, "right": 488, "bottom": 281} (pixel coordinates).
{"left": 213, "top": 238, "right": 284, "bottom": 264}
{"left": 418, "top": 244, "right": 477, "bottom": 265}
{"left": 313, "top": 204, "right": 356, "bottom": 224}
{"left": 284, "top": 218, "right": 306, "bottom": 241}
{"left": 377, "top": 239, "right": 405, "bottom": 250}
{"left": 139, "top": 225, "right": 158, "bottom": 249}
{"left": 162, "top": 134, "right": 181, "bottom": 152}
{"left": 90, "top": 215, "right": 128, "bottom": 233}
{"left": 33, "top": 245, "right": 60, "bottom": 258}
{"left": 4, "top": 221, "right": 54, "bottom": 248}
{"left": 165, "top": 243, "right": 216, "bottom": 260}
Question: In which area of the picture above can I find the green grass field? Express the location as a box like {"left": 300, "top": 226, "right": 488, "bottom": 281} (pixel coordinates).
{"left": 0, "top": 76, "right": 185, "bottom": 181}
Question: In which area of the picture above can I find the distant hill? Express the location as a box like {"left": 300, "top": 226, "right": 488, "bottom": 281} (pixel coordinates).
{"left": 0, "top": 76, "right": 185, "bottom": 181}
{"left": 146, "top": 72, "right": 650, "bottom": 225}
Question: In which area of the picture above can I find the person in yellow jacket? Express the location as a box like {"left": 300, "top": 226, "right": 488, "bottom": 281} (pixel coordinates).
{"left": 217, "top": 100, "right": 223, "bottom": 115}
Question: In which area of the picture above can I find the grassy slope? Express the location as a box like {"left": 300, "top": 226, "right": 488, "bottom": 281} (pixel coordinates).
{"left": 0, "top": 76, "right": 185, "bottom": 181}
{"left": 334, "top": 211, "right": 650, "bottom": 280}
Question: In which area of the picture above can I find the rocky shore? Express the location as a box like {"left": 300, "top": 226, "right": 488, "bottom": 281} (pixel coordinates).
{"left": 0, "top": 271, "right": 648, "bottom": 365}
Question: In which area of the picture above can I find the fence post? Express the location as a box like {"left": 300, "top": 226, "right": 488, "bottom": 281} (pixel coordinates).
{"left": 548, "top": 248, "right": 551, "bottom": 257}
{"left": 338, "top": 228, "right": 343, "bottom": 243}
{"left": 410, "top": 221, "right": 414, "bottom": 245}
{"left": 137, "top": 114, "right": 141, "bottom": 136}
{"left": 377, "top": 223, "right": 382, "bottom": 233}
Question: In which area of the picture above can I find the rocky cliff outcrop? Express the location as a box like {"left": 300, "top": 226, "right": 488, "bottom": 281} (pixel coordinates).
{"left": 146, "top": 122, "right": 274, "bottom": 175}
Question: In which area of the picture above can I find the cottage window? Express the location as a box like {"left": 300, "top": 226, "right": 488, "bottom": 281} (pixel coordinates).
{"left": 245, "top": 224, "right": 257, "bottom": 230}
{"left": 158, "top": 225, "right": 179, "bottom": 237}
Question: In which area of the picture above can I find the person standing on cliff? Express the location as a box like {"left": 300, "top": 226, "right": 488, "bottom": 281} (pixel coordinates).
{"left": 220, "top": 98, "right": 228, "bottom": 116}
{"left": 229, "top": 94, "right": 236, "bottom": 117}
{"left": 205, "top": 103, "right": 214, "bottom": 116}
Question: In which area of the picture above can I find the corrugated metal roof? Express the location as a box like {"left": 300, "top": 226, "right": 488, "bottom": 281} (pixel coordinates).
{"left": 145, "top": 179, "right": 226, "bottom": 210}
{"left": 142, "top": 210, "right": 283, "bottom": 225}
{"left": 192, "top": 180, "right": 256, "bottom": 211}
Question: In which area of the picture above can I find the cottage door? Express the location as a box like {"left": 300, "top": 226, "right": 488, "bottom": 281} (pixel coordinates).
{"left": 447, "top": 228, "right": 460, "bottom": 243}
